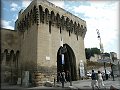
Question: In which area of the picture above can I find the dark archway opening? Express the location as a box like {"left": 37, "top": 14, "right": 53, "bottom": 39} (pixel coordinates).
{"left": 57, "top": 44, "right": 77, "bottom": 81}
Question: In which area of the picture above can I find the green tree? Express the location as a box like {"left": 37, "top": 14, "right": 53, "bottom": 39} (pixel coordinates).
{"left": 91, "top": 48, "right": 100, "bottom": 55}
{"left": 103, "top": 52, "right": 110, "bottom": 57}
{"left": 85, "top": 48, "right": 92, "bottom": 59}
{"left": 85, "top": 47, "right": 100, "bottom": 59}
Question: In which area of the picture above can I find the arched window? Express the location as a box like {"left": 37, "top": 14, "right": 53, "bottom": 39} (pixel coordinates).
{"left": 15, "top": 50, "right": 19, "bottom": 68}
{"left": 80, "top": 25, "right": 84, "bottom": 37}
{"left": 66, "top": 17, "right": 70, "bottom": 31}
{"left": 70, "top": 20, "right": 73, "bottom": 33}
{"left": 39, "top": 5, "right": 44, "bottom": 23}
{"left": 19, "top": 21, "right": 24, "bottom": 32}
{"left": 10, "top": 50, "right": 16, "bottom": 68}
{"left": 45, "top": 8, "right": 49, "bottom": 24}
{"left": 77, "top": 23, "right": 81, "bottom": 35}
{"left": 84, "top": 26, "right": 87, "bottom": 32}
{"left": 5, "top": 50, "right": 13, "bottom": 66}
{"left": 33, "top": 6, "right": 39, "bottom": 24}
{"left": 30, "top": 9, "right": 34, "bottom": 25}
{"left": 61, "top": 15, "right": 65, "bottom": 30}
{"left": 56, "top": 13, "right": 60, "bottom": 28}
{"left": 10, "top": 50, "right": 14, "bottom": 58}
{"left": 51, "top": 11, "right": 55, "bottom": 25}
{"left": 74, "top": 22, "right": 77, "bottom": 35}
{"left": 26, "top": 12, "right": 30, "bottom": 29}
{"left": 28, "top": 12, "right": 31, "bottom": 28}
{"left": 24, "top": 15, "right": 27, "bottom": 29}
{"left": 1, "top": 49, "right": 8, "bottom": 65}
{"left": 33, "top": 6, "right": 36, "bottom": 23}
{"left": 22, "top": 18, "right": 25, "bottom": 31}
{"left": 83, "top": 26, "right": 87, "bottom": 38}
{"left": 29, "top": 10, "right": 32, "bottom": 25}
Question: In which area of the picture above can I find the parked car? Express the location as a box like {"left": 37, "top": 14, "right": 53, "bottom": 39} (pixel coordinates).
{"left": 87, "top": 72, "right": 92, "bottom": 77}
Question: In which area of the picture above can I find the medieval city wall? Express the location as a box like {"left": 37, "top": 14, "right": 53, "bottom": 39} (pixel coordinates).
{"left": 37, "top": 23, "right": 86, "bottom": 80}
{"left": 1, "top": 28, "right": 20, "bottom": 84}
{"left": 7, "top": 0, "right": 88, "bottom": 84}
{"left": 1, "top": 0, "right": 87, "bottom": 85}
{"left": 15, "top": 0, "right": 87, "bottom": 69}
{"left": 18, "top": 24, "right": 38, "bottom": 71}
{"left": 36, "top": 0, "right": 87, "bottom": 80}
{"left": 14, "top": 0, "right": 38, "bottom": 71}
{"left": 1, "top": 28, "right": 19, "bottom": 53}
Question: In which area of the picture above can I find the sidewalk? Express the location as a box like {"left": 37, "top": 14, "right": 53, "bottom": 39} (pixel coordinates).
{"left": 103, "top": 77, "right": 120, "bottom": 89}
{"left": 55, "top": 77, "right": 120, "bottom": 90}
{"left": 1, "top": 77, "right": 120, "bottom": 89}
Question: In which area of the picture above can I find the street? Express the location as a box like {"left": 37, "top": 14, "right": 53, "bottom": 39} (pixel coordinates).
{"left": 1, "top": 76, "right": 120, "bottom": 90}
{"left": 55, "top": 76, "right": 120, "bottom": 90}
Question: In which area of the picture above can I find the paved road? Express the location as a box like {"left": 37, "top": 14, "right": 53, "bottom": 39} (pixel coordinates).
{"left": 1, "top": 77, "right": 120, "bottom": 90}
{"left": 55, "top": 77, "right": 120, "bottom": 90}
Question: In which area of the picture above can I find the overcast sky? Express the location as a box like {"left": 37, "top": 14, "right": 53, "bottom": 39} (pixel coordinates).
{"left": 1, "top": 0, "right": 119, "bottom": 59}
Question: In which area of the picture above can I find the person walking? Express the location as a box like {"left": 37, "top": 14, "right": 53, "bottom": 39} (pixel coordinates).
{"left": 57, "top": 71, "right": 61, "bottom": 83}
{"left": 91, "top": 70, "right": 98, "bottom": 90}
{"left": 66, "top": 70, "right": 70, "bottom": 82}
{"left": 98, "top": 70, "right": 104, "bottom": 88}
{"left": 61, "top": 70, "right": 66, "bottom": 88}
{"left": 61, "top": 70, "right": 66, "bottom": 82}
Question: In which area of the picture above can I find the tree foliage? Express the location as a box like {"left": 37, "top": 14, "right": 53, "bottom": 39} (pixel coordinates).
{"left": 85, "top": 47, "right": 100, "bottom": 59}
{"left": 103, "top": 52, "right": 110, "bottom": 57}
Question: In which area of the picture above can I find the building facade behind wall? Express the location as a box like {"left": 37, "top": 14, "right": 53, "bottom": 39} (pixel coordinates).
{"left": 1, "top": 0, "right": 87, "bottom": 86}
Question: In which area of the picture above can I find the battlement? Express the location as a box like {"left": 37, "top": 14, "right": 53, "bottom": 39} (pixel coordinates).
{"left": 15, "top": 0, "right": 87, "bottom": 39}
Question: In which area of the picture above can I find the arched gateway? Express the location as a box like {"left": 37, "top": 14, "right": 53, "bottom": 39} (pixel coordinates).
{"left": 57, "top": 44, "right": 77, "bottom": 81}
{"left": 1, "top": 0, "right": 87, "bottom": 86}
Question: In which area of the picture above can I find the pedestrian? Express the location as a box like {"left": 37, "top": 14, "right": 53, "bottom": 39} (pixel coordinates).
{"left": 61, "top": 70, "right": 66, "bottom": 82}
{"left": 98, "top": 70, "right": 104, "bottom": 88}
{"left": 91, "top": 70, "right": 98, "bottom": 90}
{"left": 57, "top": 71, "right": 61, "bottom": 83}
{"left": 111, "top": 71, "right": 115, "bottom": 81}
{"left": 61, "top": 70, "right": 66, "bottom": 88}
{"left": 66, "top": 70, "right": 70, "bottom": 82}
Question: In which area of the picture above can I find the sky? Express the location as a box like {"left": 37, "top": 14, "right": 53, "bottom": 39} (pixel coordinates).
{"left": 1, "top": 0, "right": 120, "bottom": 59}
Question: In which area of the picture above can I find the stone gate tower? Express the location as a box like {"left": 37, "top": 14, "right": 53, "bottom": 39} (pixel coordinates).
{"left": 1, "top": 0, "right": 87, "bottom": 86}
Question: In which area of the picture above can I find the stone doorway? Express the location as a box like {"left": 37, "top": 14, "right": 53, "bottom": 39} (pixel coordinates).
{"left": 57, "top": 44, "right": 77, "bottom": 81}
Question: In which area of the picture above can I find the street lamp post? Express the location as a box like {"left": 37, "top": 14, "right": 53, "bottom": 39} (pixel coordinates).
{"left": 96, "top": 29, "right": 107, "bottom": 80}
{"left": 96, "top": 29, "right": 104, "bottom": 54}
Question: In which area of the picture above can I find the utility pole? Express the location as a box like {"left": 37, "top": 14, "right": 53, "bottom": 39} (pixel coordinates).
{"left": 96, "top": 29, "right": 104, "bottom": 54}
{"left": 96, "top": 29, "right": 107, "bottom": 80}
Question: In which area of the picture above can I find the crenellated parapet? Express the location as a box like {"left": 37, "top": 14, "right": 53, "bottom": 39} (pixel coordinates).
{"left": 15, "top": 0, "right": 87, "bottom": 39}
{"left": 16, "top": 5, "right": 39, "bottom": 32}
